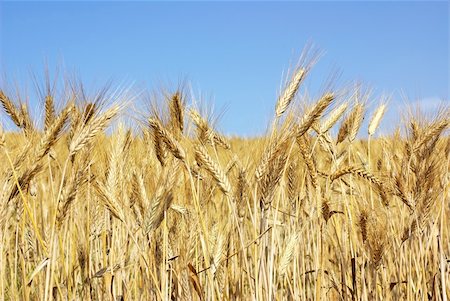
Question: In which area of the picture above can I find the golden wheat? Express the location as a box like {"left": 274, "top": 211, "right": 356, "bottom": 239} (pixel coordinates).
{"left": 0, "top": 58, "right": 448, "bottom": 301}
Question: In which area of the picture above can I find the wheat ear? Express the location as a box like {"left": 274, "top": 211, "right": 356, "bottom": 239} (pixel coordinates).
{"left": 275, "top": 68, "right": 306, "bottom": 117}
{"left": 44, "top": 95, "right": 56, "bottom": 131}
{"left": 297, "top": 93, "right": 334, "bottom": 137}
{"left": 321, "top": 102, "right": 348, "bottom": 134}
{"left": 69, "top": 105, "right": 121, "bottom": 157}
{"left": 368, "top": 103, "right": 386, "bottom": 135}
{"left": 149, "top": 117, "right": 186, "bottom": 162}
{"left": 195, "top": 145, "right": 232, "bottom": 196}
{"left": 169, "top": 91, "right": 184, "bottom": 137}
{"left": 331, "top": 165, "right": 383, "bottom": 187}
{"left": 0, "top": 90, "right": 23, "bottom": 127}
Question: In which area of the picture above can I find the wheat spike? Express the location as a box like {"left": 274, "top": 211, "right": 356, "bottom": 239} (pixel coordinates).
{"left": 331, "top": 165, "right": 383, "bottom": 187}
{"left": 320, "top": 101, "right": 348, "bottom": 134}
{"left": 276, "top": 68, "right": 306, "bottom": 117}
{"left": 367, "top": 216, "right": 387, "bottom": 268}
{"left": 149, "top": 117, "right": 186, "bottom": 162}
{"left": 348, "top": 103, "right": 365, "bottom": 142}
{"left": 69, "top": 105, "right": 121, "bottom": 157}
{"left": 279, "top": 233, "right": 298, "bottom": 276}
{"left": 413, "top": 119, "right": 448, "bottom": 153}
{"left": 36, "top": 103, "right": 73, "bottom": 161}
{"left": 368, "top": 103, "right": 386, "bottom": 135}
{"left": 297, "top": 93, "right": 334, "bottom": 137}
{"left": 297, "top": 136, "right": 318, "bottom": 189}
{"left": 0, "top": 90, "right": 23, "bottom": 128}
{"left": 169, "top": 91, "right": 185, "bottom": 137}
{"left": 19, "top": 103, "right": 34, "bottom": 134}
{"left": 44, "top": 95, "right": 56, "bottom": 131}
{"left": 359, "top": 209, "right": 368, "bottom": 242}
{"left": 195, "top": 145, "right": 232, "bottom": 196}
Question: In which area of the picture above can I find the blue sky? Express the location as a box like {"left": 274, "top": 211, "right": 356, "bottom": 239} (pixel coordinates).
{"left": 0, "top": 1, "right": 448, "bottom": 136}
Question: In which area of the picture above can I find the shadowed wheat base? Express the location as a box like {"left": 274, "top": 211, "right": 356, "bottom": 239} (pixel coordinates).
{"left": 0, "top": 61, "right": 449, "bottom": 301}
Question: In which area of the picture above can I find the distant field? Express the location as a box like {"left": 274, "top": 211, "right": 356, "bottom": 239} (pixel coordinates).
{"left": 0, "top": 65, "right": 448, "bottom": 300}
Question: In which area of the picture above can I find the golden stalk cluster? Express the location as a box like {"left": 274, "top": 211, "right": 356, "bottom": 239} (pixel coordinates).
{"left": 0, "top": 56, "right": 448, "bottom": 301}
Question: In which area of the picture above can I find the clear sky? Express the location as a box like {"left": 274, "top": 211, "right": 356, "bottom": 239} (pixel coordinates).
{"left": 0, "top": 1, "right": 448, "bottom": 136}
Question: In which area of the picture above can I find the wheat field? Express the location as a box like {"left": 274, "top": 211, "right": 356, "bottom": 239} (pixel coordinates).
{"left": 0, "top": 60, "right": 449, "bottom": 301}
